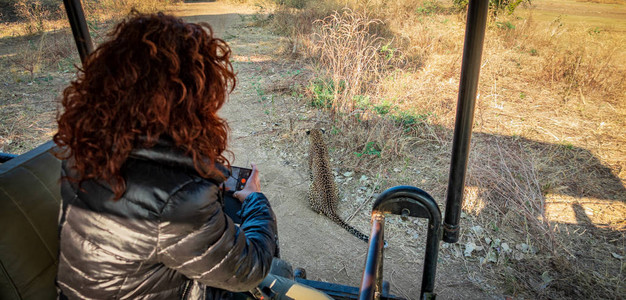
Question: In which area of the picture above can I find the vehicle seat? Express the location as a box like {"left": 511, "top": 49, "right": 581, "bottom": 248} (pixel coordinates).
{"left": 0, "top": 141, "right": 61, "bottom": 300}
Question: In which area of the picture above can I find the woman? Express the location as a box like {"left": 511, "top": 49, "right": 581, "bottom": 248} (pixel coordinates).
{"left": 53, "top": 12, "right": 277, "bottom": 299}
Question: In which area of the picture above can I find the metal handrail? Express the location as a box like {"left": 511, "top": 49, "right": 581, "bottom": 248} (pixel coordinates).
{"left": 359, "top": 186, "right": 442, "bottom": 300}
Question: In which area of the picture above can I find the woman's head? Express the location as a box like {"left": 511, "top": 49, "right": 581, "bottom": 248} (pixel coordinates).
{"left": 54, "top": 12, "right": 236, "bottom": 199}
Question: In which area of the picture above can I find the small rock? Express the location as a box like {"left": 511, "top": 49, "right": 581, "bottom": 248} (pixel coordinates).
{"left": 471, "top": 225, "right": 484, "bottom": 236}
{"left": 611, "top": 252, "right": 624, "bottom": 260}
{"left": 343, "top": 171, "right": 354, "bottom": 177}
{"left": 393, "top": 168, "right": 401, "bottom": 173}
{"left": 359, "top": 175, "right": 368, "bottom": 181}
{"left": 530, "top": 245, "right": 539, "bottom": 255}
{"left": 516, "top": 243, "right": 530, "bottom": 253}
{"left": 464, "top": 242, "right": 476, "bottom": 257}
{"left": 501, "top": 243, "right": 511, "bottom": 253}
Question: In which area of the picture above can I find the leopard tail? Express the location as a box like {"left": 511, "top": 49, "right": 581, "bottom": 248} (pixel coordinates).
{"left": 328, "top": 213, "right": 369, "bottom": 243}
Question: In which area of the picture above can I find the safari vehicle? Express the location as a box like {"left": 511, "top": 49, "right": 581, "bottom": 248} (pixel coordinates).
{"left": 0, "top": 0, "right": 488, "bottom": 299}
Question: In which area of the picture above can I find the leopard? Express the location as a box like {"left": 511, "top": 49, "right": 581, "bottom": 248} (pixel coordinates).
{"left": 307, "top": 127, "right": 369, "bottom": 243}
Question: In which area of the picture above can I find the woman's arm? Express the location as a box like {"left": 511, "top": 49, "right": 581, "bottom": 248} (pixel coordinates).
{"left": 156, "top": 181, "right": 277, "bottom": 292}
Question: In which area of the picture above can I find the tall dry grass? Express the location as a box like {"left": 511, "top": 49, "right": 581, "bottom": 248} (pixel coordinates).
{"left": 1, "top": 0, "right": 183, "bottom": 80}
{"left": 308, "top": 9, "right": 388, "bottom": 114}
{"left": 266, "top": 0, "right": 625, "bottom": 298}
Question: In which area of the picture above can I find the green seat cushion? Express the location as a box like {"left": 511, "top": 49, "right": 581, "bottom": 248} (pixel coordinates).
{"left": 0, "top": 141, "right": 61, "bottom": 300}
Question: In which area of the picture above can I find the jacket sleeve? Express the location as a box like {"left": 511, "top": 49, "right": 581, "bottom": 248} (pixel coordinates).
{"left": 156, "top": 181, "right": 277, "bottom": 292}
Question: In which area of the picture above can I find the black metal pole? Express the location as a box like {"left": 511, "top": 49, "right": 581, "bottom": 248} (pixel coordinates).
{"left": 63, "top": 0, "right": 94, "bottom": 63}
{"left": 442, "top": 0, "right": 488, "bottom": 243}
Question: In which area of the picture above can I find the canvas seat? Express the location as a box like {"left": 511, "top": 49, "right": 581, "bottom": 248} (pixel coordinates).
{"left": 0, "top": 141, "right": 61, "bottom": 300}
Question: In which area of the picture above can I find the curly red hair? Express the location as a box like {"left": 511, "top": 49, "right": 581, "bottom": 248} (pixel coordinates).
{"left": 54, "top": 12, "right": 236, "bottom": 199}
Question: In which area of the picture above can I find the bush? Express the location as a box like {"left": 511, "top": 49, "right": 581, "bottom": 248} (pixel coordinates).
{"left": 13, "top": 0, "right": 61, "bottom": 33}
{"left": 453, "top": 0, "right": 530, "bottom": 16}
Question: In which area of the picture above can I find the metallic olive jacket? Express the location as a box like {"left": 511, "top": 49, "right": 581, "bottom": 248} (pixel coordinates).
{"left": 56, "top": 142, "right": 277, "bottom": 299}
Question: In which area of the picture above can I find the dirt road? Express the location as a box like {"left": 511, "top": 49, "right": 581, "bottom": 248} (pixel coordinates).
{"left": 169, "top": 2, "right": 492, "bottom": 299}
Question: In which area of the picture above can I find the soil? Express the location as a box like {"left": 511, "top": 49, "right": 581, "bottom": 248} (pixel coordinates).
{"left": 3, "top": 1, "right": 622, "bottom": 299}
{"left": 170, "top": 2, "right": 493, "bottom": 299}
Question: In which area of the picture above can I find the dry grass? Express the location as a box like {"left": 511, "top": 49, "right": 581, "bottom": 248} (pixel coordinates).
{"left": 0, "top": 0, "right": 182, "bottom": 154}
{"left": 263, "top": 0, "right": 626, "bottom": 298}
{"left": 307, "top": 9, "right": 390, "bottom": 114}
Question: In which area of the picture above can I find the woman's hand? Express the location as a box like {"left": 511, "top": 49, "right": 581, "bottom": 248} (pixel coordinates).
{"left": 233, "top": 163, "right": 261, "bottom": 202}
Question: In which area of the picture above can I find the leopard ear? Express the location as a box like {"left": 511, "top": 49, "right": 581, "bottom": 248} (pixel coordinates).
{"left": 321, "top": 129, "right": 326, "bottom": 134}
{"left": 306, "top": 130, "right": 311, "bottom": 135}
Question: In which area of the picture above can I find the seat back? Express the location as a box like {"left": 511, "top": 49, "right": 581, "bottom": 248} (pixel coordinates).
{"left": 0, "top": 141, "right": 61, "bottom": 300}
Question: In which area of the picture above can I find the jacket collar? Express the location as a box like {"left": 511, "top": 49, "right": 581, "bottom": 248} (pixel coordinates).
{"left": 129, "top": 137, "right": 229, "bottom": 182}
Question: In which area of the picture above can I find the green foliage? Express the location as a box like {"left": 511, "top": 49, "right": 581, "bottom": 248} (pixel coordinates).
{"left": 391, "top": 111, "right": 432, "bottom": 131}
{"left": 274, "top": 0, "right": 307, "bottom": 9}
{"left": 355, "top": 141, "right": 381, "bottom": 158}
{"left": 351, "top": 94, "right": 395, "bottom": 116}
{"left": 373, "top": 100, "right": 393, "bottom": 115}
{"left": 587, "top": 27, "right": 602, "bottom": 35}
{"left": 353, "top": 95, "right": 371, "bottom": 110}
{"left": 309, "top": 78, "right": 342, "bottom": 109}
{"left": 453, "top": 0, "right": 529, "bottom": 16}
{"left": 561, "top": 142, "right": 575, "bottom": 150}
{"left": 416, "top": 0, "right": 444, "bottom": 16}
{"left": 251, "top": 77, "right": 268, "bottom": 102}
{"left": 496, "top": 21, "right": 515, "bottom": 30}
{"left": 380, "top": 42, "right": 396, "bottom": 61}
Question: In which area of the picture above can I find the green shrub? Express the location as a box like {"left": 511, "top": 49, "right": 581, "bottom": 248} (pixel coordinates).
{"left": 373, "top": 100, "right": 393, "bottom": 115}
{"left": 453, "top": 0, "right": 529, "bottom": 16}
{"left": 416, "top": 0, "right": 444, "bottom": 16}
{"left": 355, "top": 141, "right": 381, "bottom": 157}
{"left": 309, "top": 78, "right": 342, "bottom": 109}
{"left": 274, "top": 0, "right": 307, "bottom": 9}
{"left": 391, "top": 111, "right": 432, "bottom": 131}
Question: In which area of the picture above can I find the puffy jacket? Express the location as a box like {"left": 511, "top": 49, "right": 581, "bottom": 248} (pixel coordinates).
{"left": 56, "top": 140, "right": 278, "bottom": 299}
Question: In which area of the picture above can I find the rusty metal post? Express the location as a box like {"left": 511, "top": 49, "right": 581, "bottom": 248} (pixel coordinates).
{"left": 359, "top": 212, "right": 386, "bottom": 300}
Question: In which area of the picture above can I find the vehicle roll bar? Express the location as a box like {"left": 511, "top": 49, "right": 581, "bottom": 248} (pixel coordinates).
{"left": 359, "top": 1, "right": 488, "bottom": 298}
{"left": 442, "top": 0, "right": 488, "bottom": 243}
{"left": 63, "top": 0, "right": 94, "bottom": 63}
{"left": 359, "top": 186, "right": 441, "bottom": 300}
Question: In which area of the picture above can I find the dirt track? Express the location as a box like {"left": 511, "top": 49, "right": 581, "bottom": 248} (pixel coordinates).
{"left": 169, "top": 2, "right": 493, "bottom": 299}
